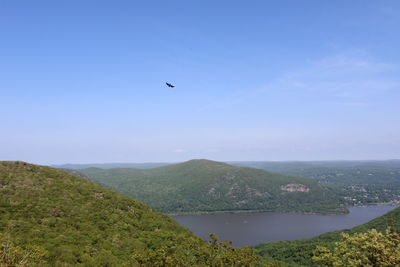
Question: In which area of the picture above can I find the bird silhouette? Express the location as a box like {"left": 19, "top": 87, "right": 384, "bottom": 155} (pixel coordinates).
{"left": 165, "top": 82, "right": 175, "bottom": 88}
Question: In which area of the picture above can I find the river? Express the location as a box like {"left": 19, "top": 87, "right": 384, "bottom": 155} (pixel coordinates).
{"left": 173, "top": 206, "right": 397, "bottom": 246}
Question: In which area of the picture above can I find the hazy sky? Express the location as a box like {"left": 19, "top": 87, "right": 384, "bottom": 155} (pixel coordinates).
{"left": 1, "top": 1, "right": 400, "bottom": 164}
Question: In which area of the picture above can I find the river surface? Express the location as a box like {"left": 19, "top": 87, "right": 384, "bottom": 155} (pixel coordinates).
{"left": 173, "top": 206, "right": 397, "bottom": 246}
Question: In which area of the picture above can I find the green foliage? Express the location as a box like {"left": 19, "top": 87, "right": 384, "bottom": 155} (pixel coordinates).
{"left": 231, "top": 160, "right": 400, "bottom": 205}
{"left": 313, "top": 227, "right": 400, "bottom": 266}
{"left": 133, "top": 233, "right": 260, "bottom": 267}
{"left": 79, "top": 159, "right": 346, "bottom": 214}
{"left": 0, "top": 161, "right": 260, "bottom": 266}
{"left": 254, "top": 206, "right": 400, "bottom": 266}
{"left": 0, "top": 234, "right": 46, "bottom": 267}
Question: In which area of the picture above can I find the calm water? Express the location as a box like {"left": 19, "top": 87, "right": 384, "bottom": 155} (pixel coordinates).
{"left": 173, "top": 206, "right": 397, "bottom": 246}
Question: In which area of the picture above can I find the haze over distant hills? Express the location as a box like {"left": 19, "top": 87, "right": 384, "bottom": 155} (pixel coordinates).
{"left": 230, "top": 159, "right": 400, "bottom": 172}
{"left": 53, "top": 162, "right": 171, "bottom": 169}
{"left": 77, "top": 159, "right": 345, "bottom": 214}
{"left": 53, "top": 159, "right": 400, "bottom": 170}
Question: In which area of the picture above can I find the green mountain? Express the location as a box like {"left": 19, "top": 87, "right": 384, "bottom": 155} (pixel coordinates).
{"left": 79, "top": 159, "right": 345, "bottom": 214}
{"left": 254, "top": 206, "right": 400, "bottom": 266}
{"left": 0, "top": 161, "right": 258, "bottom": 266}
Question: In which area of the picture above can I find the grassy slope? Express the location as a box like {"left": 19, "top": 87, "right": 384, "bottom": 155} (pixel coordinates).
{"left": 79, "top": 159, "right": 345, "bottom": 214}
{"left": 0, "top": 161, "right": 254, "bottom": 266}
{"left": 254, "top": 206, "right": 400, "bottom": 266}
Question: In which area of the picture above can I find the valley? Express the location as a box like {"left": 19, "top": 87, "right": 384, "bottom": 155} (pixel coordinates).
{"left": 1, "top": 160, "right": 399, "bottom": 266}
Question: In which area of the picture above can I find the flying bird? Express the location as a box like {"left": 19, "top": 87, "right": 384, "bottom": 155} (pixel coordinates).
{"left": 165, "top": 82, "right": 175, "bottom": 88}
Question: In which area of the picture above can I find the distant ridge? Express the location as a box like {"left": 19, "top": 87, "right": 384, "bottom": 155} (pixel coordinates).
{"left": 53, "top": 159, "right": 400, "bottom": 170}
{"left": 53, "top": 162, "right": 171, "bottom": 169}
{"left": 79, "top": 159, "right": 346, "bottom": 214}
{"left": 54, "top": 159, "right": 400, "bottom": 169}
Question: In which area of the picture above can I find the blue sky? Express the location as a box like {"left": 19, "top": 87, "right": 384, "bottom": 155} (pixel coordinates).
{"left": 1, "top": 0, "right": 399, "bottom": 164}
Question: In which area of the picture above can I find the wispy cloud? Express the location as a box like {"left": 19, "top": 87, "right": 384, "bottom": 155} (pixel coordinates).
{"left": 330, "top": 101, "right": 370, "bottom": 107}
{"left": 271, "top": 53, "right": 398, "bottom": 95}
{"left": 311, "top": 55, "right": 395, "bottom": 74}
{"left": 173, "top": 148, "right": 185, "bottom": 153}
{"left": 199, "top": 52, "right": 399, "bottom": 111}
{"left": 206, "top": 148, "right": 220, "bottom": 153}
{"left": 380, "top": 5, "right": 400, "bottom": 19}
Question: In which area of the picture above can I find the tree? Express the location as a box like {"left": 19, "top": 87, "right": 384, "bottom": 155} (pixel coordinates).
{"left": 313, "top": 227, "right": 400, "bottom": 267}
{"left": 132, "top": 233, "right": 260, "bottom": 266}
{"left": 0, "top": 234, "right": 46, "bottom": 267}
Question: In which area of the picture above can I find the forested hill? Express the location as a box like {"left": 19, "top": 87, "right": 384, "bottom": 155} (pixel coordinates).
{"left": 254, "top": 206, "right": 400, "bottom": 266}
{"left": 0, "top": 161, "right": 259, "bottom": 266}
{"left": 79, "top": 159, "right": 345, "bottom": 214}
{"left": 231, "top": 160, "right": 400, "bottom": 205}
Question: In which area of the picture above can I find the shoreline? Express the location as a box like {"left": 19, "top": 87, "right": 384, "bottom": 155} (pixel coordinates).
{"left": 169, "top": 203, "right": 399, "bottom": 216}
{"left": 169, "top": 208, "right": 348, "bottom": 216}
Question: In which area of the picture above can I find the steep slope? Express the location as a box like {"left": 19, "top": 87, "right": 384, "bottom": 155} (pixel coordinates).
{"left": 80, "top": 159, "right": 345, "bottom": 214}
{"left": 0, "top": 161, "right": 258, "bottom": 266}
{"left": 254, "top": 206, "right": 400, "bottom": 266}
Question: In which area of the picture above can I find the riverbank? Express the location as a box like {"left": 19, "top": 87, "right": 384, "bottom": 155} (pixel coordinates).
{"left": 168, "top": 202, "right": 400, "bottom": 216}
{"left": 168, "top": 206, "right": 350, "bottom": 216}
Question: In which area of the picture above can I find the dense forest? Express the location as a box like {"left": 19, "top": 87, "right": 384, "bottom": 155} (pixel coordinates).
{"left": 78, "top": 159, "right": 346, "bottom": 214}
{"left": 0, "top": 161, "right": 259, "bottom": 266}
{"left": 231, "top": 160, "right": 400, "bottom": 205}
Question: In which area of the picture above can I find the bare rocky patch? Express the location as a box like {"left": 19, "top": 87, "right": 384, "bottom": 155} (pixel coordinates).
{"left": 280, "top": 183, "right": 310, "bottom": 192}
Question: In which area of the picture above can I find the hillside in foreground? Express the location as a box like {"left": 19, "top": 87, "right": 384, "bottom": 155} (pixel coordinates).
{"left": 0, "top": 161, "right": 258, "bottom": 266}
{"left": 254, "top": 205, "right": 400, "bottom": 266}
{"left": 79, "top": 159, "right": 345, "bottom": 214}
